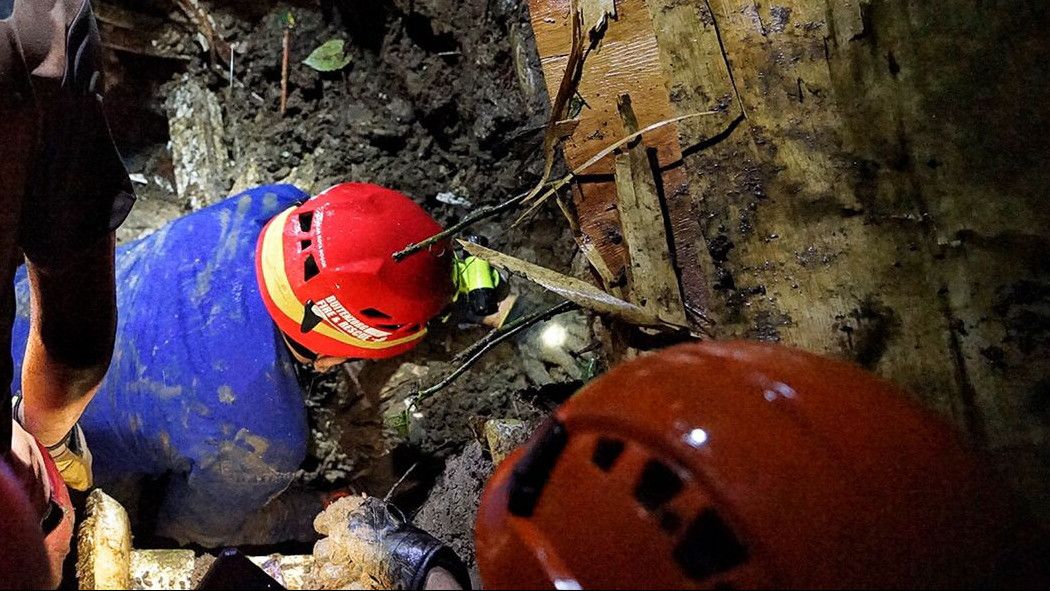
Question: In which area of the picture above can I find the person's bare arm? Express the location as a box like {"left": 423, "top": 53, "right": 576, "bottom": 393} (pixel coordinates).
{"left": 20, "top": 234, "right": 116, "bottom": 446}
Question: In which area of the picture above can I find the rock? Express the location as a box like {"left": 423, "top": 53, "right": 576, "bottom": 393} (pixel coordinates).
{"left": 77, "top": 490, "right": 133, "bottom": 590}
{"left": 483, "top": 419, "right": 532, "bottom": 465}
{"left": 518, "top": 308, "right": 594, "bottom": 385}
{"left": 191, "top": 553, "right": 315, "bottom": 590}
{"left": 130, "top": 550, "right": 195, "bottom": 590}
{"left": 248, "top": 555, "right": 315, "bottom": 590}
{"left": 165, "top": 75, "right": 231, "bottom": 210}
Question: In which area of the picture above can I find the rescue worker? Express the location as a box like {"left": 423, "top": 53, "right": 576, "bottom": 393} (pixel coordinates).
{"left": 1, "top": 0, "right": 133, "bottom": 586}
{"left": 9, "top": 182, "right": 457, "bottom": 546}
{"left": 315, "top": 341, "right": 1046, "bottom": 590}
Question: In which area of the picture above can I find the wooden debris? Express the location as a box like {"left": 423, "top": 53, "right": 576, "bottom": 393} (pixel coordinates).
{"left": 77, "top": 490, "right": 133, "bottom": 591}
{"left": 484, "top": 419, "right": 532, "bottom": 465}
{"left": 165, "top": 75, "right": 231, "bottom": 210}
{"left": 94, "top": 3, "right": 165, "bottom": 30}
{"left": 94, "top": 3, "right": 192, "bottom": 61}
{"left": 527, "top": 0, "right": 717, "bottom": 322}
{"left": 393, "top": 108, "right": 711, "bottom": 263}
{"left": 98, "top": 26, "right": 193, "bottom": 61}
{"left": 172, "top": 0, "right": 232, "bottom": 63}
{"left": 459, "top": 240, "right": 677, "bottom": 328}
{"left": 614, "top": 94, "right": 688, "bottom": 326}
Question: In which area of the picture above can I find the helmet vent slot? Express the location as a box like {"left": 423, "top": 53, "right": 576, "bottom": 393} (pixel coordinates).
{"left": 634, "top": 460, "right": 683, "bottom": 511}
{"left": 299, "top": 239, "right": 312, "bottom": 250}
{"left": 659, "top": 510, "right": 682, "bottom": 535}
{"left": 303, "top": 254, "right": 320, "bottom": 281}
{"left": 377, "top": 323, "right": 403, "bottom": 331}
{"left": 298, "top": 211, "right": 314, "bottom": 232}
{"left": 507, "top": 418, "right": 567, "bottom": 518}
{"left": 673, "top": 509, "right": 749, "bottom": 581}
{"left": 591, "top": 438, "right": 625, "bottom": 472}
{"left": 361, "top": 308, "right": 392, "bottom": 319}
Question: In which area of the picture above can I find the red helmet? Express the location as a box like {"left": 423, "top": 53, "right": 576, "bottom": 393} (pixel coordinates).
{"left": 256, "top": 183, "right": 454, "bottom": 359}
{"left": 0, "top": 453, "right": 67, "bottom": 589}
{"left": 476, "top": 341, "right": 1044, "bottom": 589}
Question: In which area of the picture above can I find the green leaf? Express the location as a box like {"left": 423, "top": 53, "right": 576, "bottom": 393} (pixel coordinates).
{"left": 303, "top": 39, "right": 351, "bottom": 72}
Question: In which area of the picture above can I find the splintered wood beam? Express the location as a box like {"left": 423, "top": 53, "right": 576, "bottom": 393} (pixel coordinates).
{"left": 614, "top": 93, "right": 688, "bottom": 326}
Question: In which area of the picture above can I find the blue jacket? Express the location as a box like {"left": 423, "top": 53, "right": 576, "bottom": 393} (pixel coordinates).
{"left": 11, "top": 185, "right": 310, "bottom": 545}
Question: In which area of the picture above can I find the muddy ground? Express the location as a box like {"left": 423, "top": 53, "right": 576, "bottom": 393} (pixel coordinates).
{"left": 100, "top": 0, "right": 592, "bottom": 551}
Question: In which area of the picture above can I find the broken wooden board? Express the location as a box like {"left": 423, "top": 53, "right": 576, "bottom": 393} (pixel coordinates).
{"left": 650, "top": 0, "right": 965, "bottom": 421}
{"left": 527, "top": 0, "right": 713, "bottom": 319}
{"left": 614, "top": 93, "right": 688, "bottom": 326}
{"left": 94, "top": 3, "right": 193, "bottom": 61}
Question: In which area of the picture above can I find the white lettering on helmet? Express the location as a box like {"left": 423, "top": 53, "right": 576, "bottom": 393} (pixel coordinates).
{"left": 313, "top": 211, "right": 328, "bottom": 267}
{"left": 317, "top": 295, "right": 392, "bottom": 342}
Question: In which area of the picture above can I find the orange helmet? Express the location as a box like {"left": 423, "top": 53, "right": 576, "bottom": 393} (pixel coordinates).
{"left": 476, "top": 341, "right": 1043, "bottom": 589}
{"left": 256, "top": 183, "right": 454, "bottom": 359}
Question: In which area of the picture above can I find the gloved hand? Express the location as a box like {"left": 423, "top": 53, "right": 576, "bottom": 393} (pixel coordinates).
{"left": 13, "top": 396, "right": 92, "bottom": 491}
{"left": 309, "top": 495, "right": 471, "bottom": 590}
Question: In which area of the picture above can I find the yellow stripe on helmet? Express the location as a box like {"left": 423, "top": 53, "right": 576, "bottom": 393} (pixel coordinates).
{"left": 259, "top": 208, "right": 427, "bottom": 350}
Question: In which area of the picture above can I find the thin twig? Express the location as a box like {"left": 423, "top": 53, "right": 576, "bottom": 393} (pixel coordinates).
{"left": 393, "top": 187, "right": 537, "bottom": 260}
{"left": 514, "top": 110, "right": 721, "bottom": 223}
{"left": 384, "top": 462, "right": 419, "bottom": 502}
{"left": 280, "top": 27, "right": 291, "bottom": 116}
{"left": 395, "top": 111, "right": 720, "bottom": 261}
{"left": 410, "top": 301, "right": 579, "bottom": 402}
{"left": 523, "top": 4, "right": 588, "bottom": 204}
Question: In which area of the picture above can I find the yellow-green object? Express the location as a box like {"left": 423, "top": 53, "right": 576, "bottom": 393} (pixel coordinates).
{"left": 454, "top": 256, "right": 500, "bottom": 293}
{"left": 453, "top": 255, "right": 502, "bottom": 316}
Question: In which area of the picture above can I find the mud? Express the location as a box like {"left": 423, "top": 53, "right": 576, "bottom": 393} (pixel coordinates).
{"left": 100, "top": 0, "right": 583, "bottom": 553}
{"left": 414, "top": 441, "right": 492, "bottom": 570}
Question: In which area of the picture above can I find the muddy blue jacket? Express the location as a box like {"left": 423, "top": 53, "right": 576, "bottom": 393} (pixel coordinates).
{"left": 10, "top": 184, "right": 310, "bottom": 546}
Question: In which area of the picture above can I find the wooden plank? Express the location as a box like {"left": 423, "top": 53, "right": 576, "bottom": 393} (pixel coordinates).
{"left": 527, "top": 0, "right": 712, "bottom": 318}
{"left": 643, "top": 0, "right": 966, "bottom": 426}
{"left": 614, "top": 94, "right": 688, "bottom": 325}
{"left": 609, "top": 0, "right": 1050, "bottom": 523}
